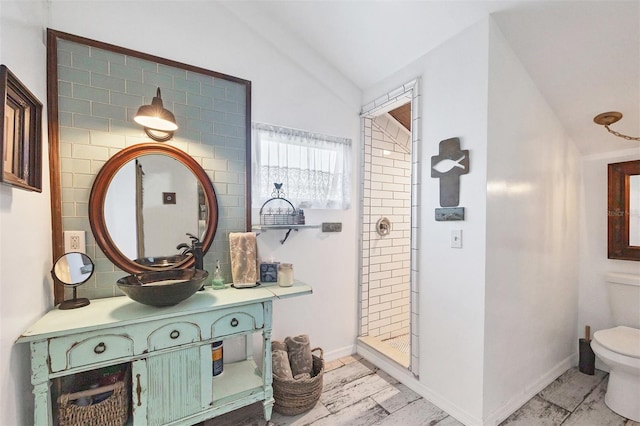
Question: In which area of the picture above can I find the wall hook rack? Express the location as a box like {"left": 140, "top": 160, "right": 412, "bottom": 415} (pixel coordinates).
{"left": 280, "top": 228, "right": 294, "bottom": 244}
{"left": 252, "top": 224, "right": 320, "bottom": 245}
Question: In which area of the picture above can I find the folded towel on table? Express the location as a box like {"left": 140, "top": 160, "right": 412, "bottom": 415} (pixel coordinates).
{"left": 229, "top": 232, "right": 258, "bottom": 286}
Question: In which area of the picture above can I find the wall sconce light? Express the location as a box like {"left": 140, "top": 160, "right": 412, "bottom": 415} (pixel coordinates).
{"left": 134, "top": 87, "right": 178, "bottom": 142}
{"left": 593, "top": 111, "right": 640, "bottom": 141}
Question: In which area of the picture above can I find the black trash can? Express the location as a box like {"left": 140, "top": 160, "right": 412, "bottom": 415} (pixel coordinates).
{"left": 579, "top": 338, "right": 595, "bottom": 375}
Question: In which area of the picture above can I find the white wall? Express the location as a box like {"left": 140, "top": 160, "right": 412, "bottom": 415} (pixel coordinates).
{"left": 483, "top": 22, "right": 580, "bottom": 424}
{"left": 0, "top": 2, "right": 53, "bottom": 424}
{"left": 579, "top": 148, "right": 640, "bottom": 371}
{"left": 0, "top": 2, "right": 361, "bottom": 424}
{"left": 141, "top": 156, "right": 199, "bottom": 257}
{"left": 105, "top": 160, "right": 137, "bottom": 258}
{"left": 362, "top": 17, "right": 582, "bottom": 425}
{"left": 363, "top": 19, "right": 490, "bottom": 424}
{"left": 418, "top": 21, "right": 490, "bottom": 424}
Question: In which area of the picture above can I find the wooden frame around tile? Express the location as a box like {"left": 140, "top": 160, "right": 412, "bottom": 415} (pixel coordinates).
{"left": 46, "top": 29, "right": 252, "bottom": 304}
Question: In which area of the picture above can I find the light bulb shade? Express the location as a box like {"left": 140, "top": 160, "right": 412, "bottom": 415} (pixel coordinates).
{"left": 134, "top": 88, "right": 178, "bottom": 132}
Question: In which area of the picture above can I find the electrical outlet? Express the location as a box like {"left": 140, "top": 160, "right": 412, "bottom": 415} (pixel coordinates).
{"left": 64, "top": 230, "right": 86, "bottom": 253}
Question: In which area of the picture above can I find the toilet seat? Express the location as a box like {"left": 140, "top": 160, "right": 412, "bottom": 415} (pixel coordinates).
{"left": 593, "top": 326, "right": 640, "bottom": 359}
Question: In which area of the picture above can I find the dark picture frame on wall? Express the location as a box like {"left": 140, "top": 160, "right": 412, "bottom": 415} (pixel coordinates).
{"left": 0, "top": 64, "right": 43, "bottom": 192}
{"left": 608, "top": 160, "right": 640, "bottom": 261}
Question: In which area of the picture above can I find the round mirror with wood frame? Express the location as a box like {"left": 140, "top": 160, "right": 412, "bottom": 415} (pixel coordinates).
{"left": 89, "top": 143, "right": 219, "bottom": 274}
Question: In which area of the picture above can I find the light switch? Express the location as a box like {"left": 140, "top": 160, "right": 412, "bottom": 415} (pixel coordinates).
{"left": 451, "top": 229, "right": 462, "bottom": 248}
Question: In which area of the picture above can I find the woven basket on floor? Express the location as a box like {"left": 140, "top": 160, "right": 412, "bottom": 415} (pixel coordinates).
{"left": 57, "top": 369, "right": 129, "bottom": 426}
{"left": 273, "top": 347, "right": 324, "bottom": 415}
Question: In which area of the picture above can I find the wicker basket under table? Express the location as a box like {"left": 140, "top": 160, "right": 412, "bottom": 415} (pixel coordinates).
{"left": 57, "top": 369, "right": 130, "bottom": 426}
{"left": 273, "top": 347, "right": 325, "bottom": 415}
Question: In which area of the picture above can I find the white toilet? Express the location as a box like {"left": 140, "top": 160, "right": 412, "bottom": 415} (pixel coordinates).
{"left": 591, "top": 272, "right": 640, "bottom": 422}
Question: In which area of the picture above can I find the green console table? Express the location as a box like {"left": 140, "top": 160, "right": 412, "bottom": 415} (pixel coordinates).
{"left": 17, "top": 282, "right": 312, "bottom": 425}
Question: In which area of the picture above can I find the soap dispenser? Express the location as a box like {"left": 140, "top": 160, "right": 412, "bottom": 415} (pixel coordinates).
{"left": 211, "top": 260, "right": 226, "bottom": 290}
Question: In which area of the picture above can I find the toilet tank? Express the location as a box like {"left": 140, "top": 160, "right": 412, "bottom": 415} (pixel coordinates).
{"left": 606, "top": 273, "right": 640, "bottom": 328}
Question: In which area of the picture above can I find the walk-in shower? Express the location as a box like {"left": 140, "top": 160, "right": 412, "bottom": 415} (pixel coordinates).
{"left": 358, "top": 80, "right": 421, "bottom": 375}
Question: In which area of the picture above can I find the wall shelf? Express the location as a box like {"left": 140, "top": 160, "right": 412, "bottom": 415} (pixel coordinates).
{"left": 252, "top": 225, "right": 320, "bottom": 244}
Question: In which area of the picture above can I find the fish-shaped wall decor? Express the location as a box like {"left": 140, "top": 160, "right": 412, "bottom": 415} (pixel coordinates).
{"left": 432, "top": 155, "right": 467, "bottom": 173}
{"left": 431, "top": 137, "right": 470, "bottom": 207}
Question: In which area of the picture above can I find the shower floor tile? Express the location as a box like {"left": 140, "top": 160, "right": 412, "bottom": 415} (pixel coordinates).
{"left": 382, "top": 334, "right": 410, "bottom": 354}
{"left": 358, "top": 335, "right": 410, "bottom": 367}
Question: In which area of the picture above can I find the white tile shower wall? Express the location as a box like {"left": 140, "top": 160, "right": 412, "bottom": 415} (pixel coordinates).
{"left": 372, "top": 113, "right": 411, "bottom": 154}
{"left": 57, "top": 39, "right": 247, "bottom": 299}
{"left": 409, "top": 83, "right": 421, "bottom": 372}
{"left": 360, "top": 118, "right": 373, "bottom": 334}
{"left": 361, "top": 115, "right": 412, "bottom": 340}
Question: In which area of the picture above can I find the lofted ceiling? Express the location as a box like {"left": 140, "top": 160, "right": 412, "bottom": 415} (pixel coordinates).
{"left": 238, "top": 0, "right": 639, "bottom": 156}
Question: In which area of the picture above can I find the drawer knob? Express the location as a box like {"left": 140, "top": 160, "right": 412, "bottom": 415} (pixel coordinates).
{"left": 169, "top": 330, "right": 180, "bottom": 339}
{"left": 136, "top": 374, "right": 142, "bottom": 406}
{"left": 230, "top": 318, "right": 239, "bottom": 327}
{"left": 93, "top": 342, "right": 106, "bottom": 354}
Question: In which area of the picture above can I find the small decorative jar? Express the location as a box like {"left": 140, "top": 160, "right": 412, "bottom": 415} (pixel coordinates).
{"left": 260, "top": 262, "right": 279, "bottom": 283}
{"left": 277, "top": 263, "right": 294, "bottom": 287}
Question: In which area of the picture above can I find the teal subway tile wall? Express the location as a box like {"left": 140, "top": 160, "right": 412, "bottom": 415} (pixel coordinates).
{"left": 57, "top": 39, "right": 247, "bottom": 299}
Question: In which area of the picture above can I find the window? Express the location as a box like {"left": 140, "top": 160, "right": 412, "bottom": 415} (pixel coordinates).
{"left": 252, "top": 122, "right": 351, "bottom": 209}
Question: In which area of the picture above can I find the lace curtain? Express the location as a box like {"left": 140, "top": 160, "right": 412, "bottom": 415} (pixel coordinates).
{"left": 252, "top": 122, "right": 351, "bottom": 209}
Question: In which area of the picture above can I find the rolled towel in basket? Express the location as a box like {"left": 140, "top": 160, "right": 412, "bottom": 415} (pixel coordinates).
{"left": 272, "top": 341, "right": 293, "bottom": 380}
{"left": 285, "top": 334, "right": 313, "bottom": 377}
{"left": 293, "top": 372, "right": 311, "bottom": 380}
{"left": 272, "top": 341, "right": 287, "bottom": 352}
{"left": 229, "top": 232, "right": 258, "bottom": 286}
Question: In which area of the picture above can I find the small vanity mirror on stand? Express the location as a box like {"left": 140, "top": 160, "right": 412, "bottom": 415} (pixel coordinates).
{"left": 51, "top": 252, "right": 95, "bottom": 310}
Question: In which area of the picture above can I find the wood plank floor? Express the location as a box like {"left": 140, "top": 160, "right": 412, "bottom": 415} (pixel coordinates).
{"left": 205, "top": 355, "right": 640, "bottom": 426}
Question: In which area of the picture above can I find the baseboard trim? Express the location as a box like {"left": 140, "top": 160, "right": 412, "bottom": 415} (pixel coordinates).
{"left": 357, "top": 341, "right": 482, "bottom": 426}
{"left": 324, "top": 344, "right": 356, "bottom": 361}
{"left": 484, "top": 351, "right": 578, "bottom": 425}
